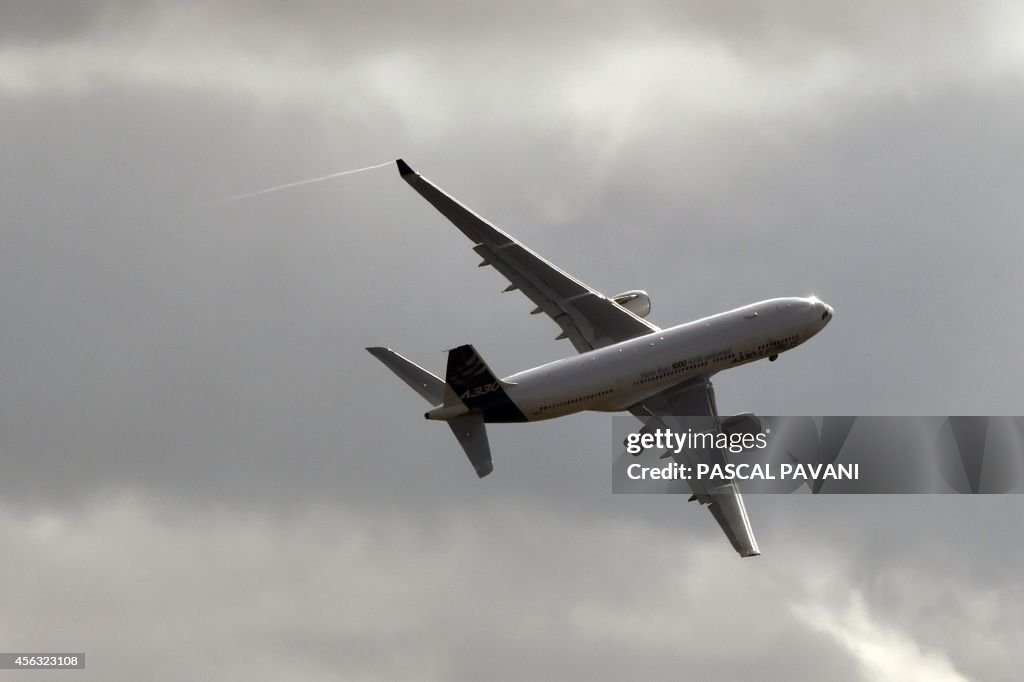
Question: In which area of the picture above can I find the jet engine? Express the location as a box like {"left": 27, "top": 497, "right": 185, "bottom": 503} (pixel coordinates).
{"left": 612, "top": 290, "right": 652, "bottom": 318}
{"left": 720, "top": 413, "right": 767, "bottom": 438}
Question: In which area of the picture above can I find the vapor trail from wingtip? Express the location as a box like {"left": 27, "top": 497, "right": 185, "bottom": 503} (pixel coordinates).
{"left": 188, "top": 160, "right": 394, "bottom": 210}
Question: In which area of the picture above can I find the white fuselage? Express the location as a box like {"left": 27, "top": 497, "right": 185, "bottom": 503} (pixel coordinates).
{"left": 428, "top": 296, "right": 833, "bottom": 422}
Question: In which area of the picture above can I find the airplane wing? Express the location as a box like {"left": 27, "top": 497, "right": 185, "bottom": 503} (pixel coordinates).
{"left": 630, "top": 378, "right": 761, "bottom": 557}
{"left": 396, "top": 159, "right": 659, "bottom": 353}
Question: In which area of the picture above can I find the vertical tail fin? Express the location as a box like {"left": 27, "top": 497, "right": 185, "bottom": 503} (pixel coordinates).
{"left": 445, "top": 344, "right": 526, "bottom": 422}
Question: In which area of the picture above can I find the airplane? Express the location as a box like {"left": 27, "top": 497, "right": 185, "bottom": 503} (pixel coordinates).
{"left": 367, "top": 159, "right": 834, "bottom": 557}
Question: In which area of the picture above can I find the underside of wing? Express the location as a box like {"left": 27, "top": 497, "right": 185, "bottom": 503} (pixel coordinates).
{"left": 396, "top": 159, "right": 658, "bottom": 353}
{"left": 630, "top": 378, "right": 761, "bottom": 558}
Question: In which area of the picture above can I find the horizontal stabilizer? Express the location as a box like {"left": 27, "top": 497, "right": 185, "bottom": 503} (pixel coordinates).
{"left": 447, "top": 413, "right": 494, "bottom": 477}
{"left": 366, "top": 347, "right": 444, "bottom": 405}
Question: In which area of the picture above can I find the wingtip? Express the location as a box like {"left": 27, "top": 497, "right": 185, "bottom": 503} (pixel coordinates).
{"left": 396, "top": 158, "right": 415, "bottom": 177}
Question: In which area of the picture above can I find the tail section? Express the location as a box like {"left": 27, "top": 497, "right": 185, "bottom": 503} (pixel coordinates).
{"left": 367, "top": 343, "right": 524, "bottom": 478}
{"left": 366, "top": 347, "right": 444, "bottom": 405}
{"left": 445, "top": 344, "right": 526, "bottom": 423}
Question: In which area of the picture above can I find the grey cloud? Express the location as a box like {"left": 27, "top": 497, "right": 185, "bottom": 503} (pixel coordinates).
{"left": 0, "top": 1, "right": 149, "bottom": 44}
{"left": 9, "top": 496, "right": 1018, "bottom": 681}
{"left": 147, "top": 0, "right": 1009, "bottom": 55}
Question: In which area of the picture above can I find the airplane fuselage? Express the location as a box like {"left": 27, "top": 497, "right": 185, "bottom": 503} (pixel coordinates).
{"left": 426, "top": 296, "right": 833, "bottom": 423}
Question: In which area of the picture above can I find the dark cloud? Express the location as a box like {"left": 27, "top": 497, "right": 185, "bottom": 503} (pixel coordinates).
{"left": 6, "top": 496, "right": 1014, "bottom": 681}
{"left": 0, "top": 1, "right": 151, "bottom": 44}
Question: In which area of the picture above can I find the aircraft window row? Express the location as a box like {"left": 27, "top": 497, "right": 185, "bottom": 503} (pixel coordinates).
{"left": 538, "top": 389, "right": 613, "bottom": 413}
{"left": 634, "top": 360, "right": 709, "bottom": 386}
{"left": 756, "top": 335, "right": 799, "bottom": 352}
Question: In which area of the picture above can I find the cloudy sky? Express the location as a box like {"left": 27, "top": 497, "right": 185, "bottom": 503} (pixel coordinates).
{"left": 2, "top": 1, "right": 1024, "bottom": 679}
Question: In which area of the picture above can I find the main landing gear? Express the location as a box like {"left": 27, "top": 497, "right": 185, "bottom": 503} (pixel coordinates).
{"left": 769, "top": 354, "right": 779, "bottom": 362}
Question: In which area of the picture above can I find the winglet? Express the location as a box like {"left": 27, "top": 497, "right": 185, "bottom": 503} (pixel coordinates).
{"left": 396, "top": 158, "right": 415, "bottom": 177}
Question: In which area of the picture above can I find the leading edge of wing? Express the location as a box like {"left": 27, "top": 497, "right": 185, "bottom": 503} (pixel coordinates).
{"left": 395, "top": 158, "right": 512, "bottom": 248}
{"left": 393, "top": 159, "right": 658, "bottom": 352}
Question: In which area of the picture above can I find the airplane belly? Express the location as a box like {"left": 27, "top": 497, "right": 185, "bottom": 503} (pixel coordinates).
{"left": 503, "top": 307, "right": 817, "bottom": 420}
{"left": 510, "top": 342, "right": 683, "bottom": 419}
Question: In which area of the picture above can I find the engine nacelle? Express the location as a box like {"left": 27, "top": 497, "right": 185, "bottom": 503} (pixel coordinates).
{"left": 720, "top": 413, "right": 767, "bottom": 438}
{"left": 612, "top": 290, "right": 652, "bottom": 318}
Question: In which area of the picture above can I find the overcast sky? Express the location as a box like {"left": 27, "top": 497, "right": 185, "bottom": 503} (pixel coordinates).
{"left": 2, "top": 1, "right": 1024, "bottom": 680}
